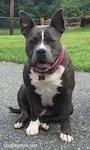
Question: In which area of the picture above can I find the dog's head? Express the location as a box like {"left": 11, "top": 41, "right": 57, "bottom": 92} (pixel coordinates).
{"left": 19, "top": 9, "right": 65, "bottom": 71}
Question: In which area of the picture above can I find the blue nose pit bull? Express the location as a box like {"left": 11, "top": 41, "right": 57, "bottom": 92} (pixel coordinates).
{"left": 10, "top": 9, "right": 75, "bottom": 143}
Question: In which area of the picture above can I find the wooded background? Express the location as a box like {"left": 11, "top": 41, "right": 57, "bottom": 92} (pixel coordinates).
{"left": 0, "top": 0, "right": 90, "bottom": 18}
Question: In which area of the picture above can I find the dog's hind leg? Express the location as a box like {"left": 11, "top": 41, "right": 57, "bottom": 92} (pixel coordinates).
{"left": 14, "top": 110, "right": 29, "bottom": 129}
{"left": 14, "top": 84, "right": 30, "bottom": 129}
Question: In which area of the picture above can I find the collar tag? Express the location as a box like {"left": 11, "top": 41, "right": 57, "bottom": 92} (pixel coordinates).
{"left": 39, "top": 75, "right": 45, "bottom": 80}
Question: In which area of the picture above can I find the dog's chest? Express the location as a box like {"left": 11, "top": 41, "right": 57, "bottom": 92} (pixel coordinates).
{"left": 29, "top": 66, "right": 65, "bottom": 106}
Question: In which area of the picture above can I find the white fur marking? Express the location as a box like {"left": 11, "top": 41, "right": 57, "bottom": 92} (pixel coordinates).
{"left": 40, "top": 123, "right": 49, "bottom": 130}
{"left": 39, "top": 42, "right": 46, "bottom": 49}
{"left": 37, "top": 30, "right": 47, "bottom": 50}
{"left": 30, "top": 65, "right": 65, "bottom": 106}
{"left": 26, "top": 119, "right": 40, "bottom": 136}
{"left": 60, "top": 133, "right": 74, "bottom": 143}
{"left": 14, "top": 122, "right": 23, "bottom": 129}
{"left": 42, "top": 30, "right": 44, "bottom": 42}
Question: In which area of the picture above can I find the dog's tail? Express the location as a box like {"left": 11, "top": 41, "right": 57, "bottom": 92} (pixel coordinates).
{"left": 9, "top": 107, "right": 21, "bottom": 114}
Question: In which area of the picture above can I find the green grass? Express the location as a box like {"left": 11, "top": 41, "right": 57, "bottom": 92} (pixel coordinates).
{"left": 62, "top": 26, "right": 90, "bottom": 72}
{"left": 0, "top": 35, "right": 26, "bottom": 63}
{"left": 0, "top": 26, "right": 90, "bottom": 72}
{"left": 0, "top": 28, "right": 21, "bottom": 35}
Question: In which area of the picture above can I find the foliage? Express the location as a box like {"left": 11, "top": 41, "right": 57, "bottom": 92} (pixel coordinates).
{"left": 0, "top": 0, "right": 9, "bottom": 16}
{"left": 0, "top": 0, "right": 90, "bottom": 18}
{"left": 61, "top": 0, "right": 90, "bottom": 17}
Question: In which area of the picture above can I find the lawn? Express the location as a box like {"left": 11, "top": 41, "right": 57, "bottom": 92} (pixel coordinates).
{"left": 62, "top": 26, "right": 90, "bottom": 72}
{"left": 0, "top": 26, "right": 90, "bottom": 72}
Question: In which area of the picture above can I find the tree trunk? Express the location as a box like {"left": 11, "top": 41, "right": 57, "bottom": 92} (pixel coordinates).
{"left": 10, "top": 0, "right": 14, "bottom": 35}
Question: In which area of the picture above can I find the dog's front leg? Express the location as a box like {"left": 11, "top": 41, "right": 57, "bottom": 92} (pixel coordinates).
{"left": 26, "top": 119, "right": 40, "bottom": 136}
{"left": 25, "top": 88, "right": 41, "bottom": 136}
{"left": 60, "top": 92, "right": 74, "bottom": 143}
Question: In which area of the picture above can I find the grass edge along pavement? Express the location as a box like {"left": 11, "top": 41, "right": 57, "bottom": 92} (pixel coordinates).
{"left": 0, "top": 26, "right": 90, "bottom": 72}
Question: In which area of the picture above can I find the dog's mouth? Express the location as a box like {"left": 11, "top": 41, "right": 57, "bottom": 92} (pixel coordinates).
{"left": 36, "top": 61, "right": 51, "bottom": 70}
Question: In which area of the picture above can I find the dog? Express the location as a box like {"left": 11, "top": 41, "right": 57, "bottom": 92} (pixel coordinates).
{"left": 10, "top": 9, "right": 75, "bottom": 143}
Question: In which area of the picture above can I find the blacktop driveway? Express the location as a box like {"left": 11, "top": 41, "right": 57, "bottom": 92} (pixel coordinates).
{"left": 0, "top": 62, "right": 90, "bottom": 150}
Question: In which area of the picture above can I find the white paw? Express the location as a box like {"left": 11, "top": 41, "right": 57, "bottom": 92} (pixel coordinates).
{"left": 60, "top": 133, "right": 74, "bottom": 143}
{"left": 26, "top": 119, "right": 40, "bottom": 136}
{"left": 40, "top": 123, "right": 49, "bottom": 130}
{"left": 14, "top": 122, "right": 23, "bottom": 129}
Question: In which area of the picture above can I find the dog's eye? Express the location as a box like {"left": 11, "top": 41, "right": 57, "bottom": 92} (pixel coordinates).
{"left": 29, "top": 37, "right": 39, "bottom": 44}
{"left": 29, "top": 39, "right": 35, "bottom": 43}
{"left": 45, "top": 38, "right": 56, "bottom": 44}
{"left": 50, "top": 39, "right": 56, "bottom": 42}
{"left": 47, "top": 38, "right": 56, "bottom": 42}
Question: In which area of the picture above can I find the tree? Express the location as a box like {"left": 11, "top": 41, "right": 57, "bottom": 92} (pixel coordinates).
{"left": 0, "top": 0, "right": 90, "bottom": 18}
{"left": 0, "top": 0, "right": 9, "bottom": 16}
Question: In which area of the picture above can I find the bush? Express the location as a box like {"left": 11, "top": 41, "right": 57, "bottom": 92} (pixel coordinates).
{"left": 80, "top": 16, "right": 90, "bottom": 27}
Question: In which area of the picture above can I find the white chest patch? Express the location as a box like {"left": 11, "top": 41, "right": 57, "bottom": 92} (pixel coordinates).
{"left": 29, "top": 65, "right": 65, "bottom": 107}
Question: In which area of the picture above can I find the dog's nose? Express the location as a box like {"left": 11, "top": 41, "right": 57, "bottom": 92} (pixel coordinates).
{"left": 36, "top": 49, "right": 46, "bottom": 56}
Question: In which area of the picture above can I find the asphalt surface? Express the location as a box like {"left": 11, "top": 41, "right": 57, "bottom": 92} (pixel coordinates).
{"left": 0, "top": 62, "right": 90, "bottom": 150}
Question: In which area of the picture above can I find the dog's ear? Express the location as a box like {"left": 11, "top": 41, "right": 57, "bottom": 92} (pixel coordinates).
{"left": 50, "top": 9, "right": 65, "bottom": 34}
{"left": 19, "top": 10, "right": 35, "bottom": 37}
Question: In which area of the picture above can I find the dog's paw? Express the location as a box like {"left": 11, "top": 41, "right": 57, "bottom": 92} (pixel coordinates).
{"left": 60, "top": 133, "right": 74, "bottom": 143}
{"left": 40, "top": 123, "right": 49, "bottom": 130}
{"left": 26, "top": 119, "right": 40, "bottom": 136}
{"left": 14, "top": 122, "right": 23, "bottom": 129}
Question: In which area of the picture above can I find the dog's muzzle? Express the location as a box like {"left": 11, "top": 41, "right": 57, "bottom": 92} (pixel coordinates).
{"left": 34, "top": 48, "right": 51, "bottom": 70}
{"left": 33, "top": 46, "right": 65, "bottom": 74}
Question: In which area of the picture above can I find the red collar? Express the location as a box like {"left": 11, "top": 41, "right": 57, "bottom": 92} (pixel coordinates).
{"left": 32, "top": 46, "right": 65, "bottom": 75}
